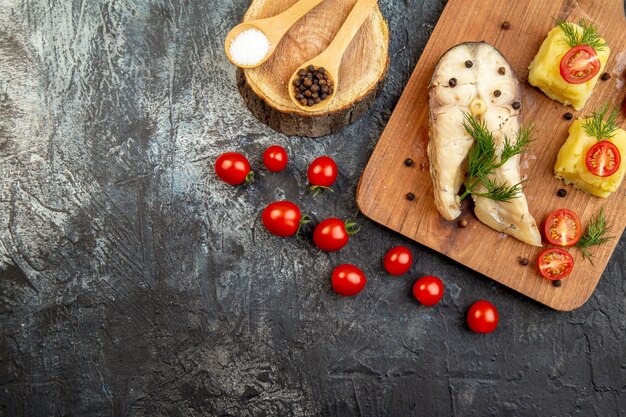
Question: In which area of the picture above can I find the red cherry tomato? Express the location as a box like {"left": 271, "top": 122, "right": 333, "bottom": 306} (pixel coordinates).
{"left": 412, "top": 276, "right": 444, "bottom": 306}
{"left": 331, "top": 264, "right": 366, "bottom": 296}
{"left": 263, "top": 145, "right": 288, "bottom": 172}
{"left": 313, "top": 218, "right": 359, "bottom": 252}
{"left": 215, "top": 152, "right": 253, "bottom": 185}
{"left": 537, "top": 248, "right": 574, "bottom": 280}
{"left": 262, "top": 201, "right": 302, "bottom": 237}
{"left": 585, "top": 141, "right": 621, "bottom": 177}
{"left": 467, "top": 300, "right": 499, "bottom": 334}
{"left": 543, "top": 208, "right": 582, "bottom": 247}
{"left": 559, "top": 45, "right": 600, "bottom": 84}
{"left": 307, "top": 156, "right": 338, "bottom": 194}
{"left": 383, "top": 246, "right": 413, "bottom": 276}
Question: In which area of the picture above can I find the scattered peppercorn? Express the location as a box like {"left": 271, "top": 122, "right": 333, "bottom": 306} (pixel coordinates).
{"left": 553, "top": 280, "right": 562, "bottom": 287}
{"left": 600, "top": 72, "right": 611, "bottom": 81}
{"left": 449, "top": 78, "right": 457, "bottom": 87}
{"left": 498, "top": 67, "right": 506, "bottom": 75}
{"left": 404, "top": 158, "right": 414, "bottom": 167}
{"left": 293, "top": 66, "right": 333, "bottom": 107}
{"left": 519, "top": 257, "right": 529, "bottom": 266}
{"left": 494, "top": 90, "right": 501, "bottom": 97}
{"left": 501, "top": 21, "right": 511, "bottom": 30}
{"left": 406, "top": 192, "right": 415, "bottom": 201}
{"left": 512, "top": 101, "right": 521, "bottom": 110}
{"left": 564, "top": 112, "right": 573, "bottom": 120}
{"left": 465, "top": 60, "right": 473, "bottom": 68}
{"left": 557, "top": 188, "right": 567, "bottom": 197}
{"left": 458, "top": 219, "right": 468, "bottom": 228}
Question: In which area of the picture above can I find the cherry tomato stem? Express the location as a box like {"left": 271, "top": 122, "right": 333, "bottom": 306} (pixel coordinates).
{"left": 310, "top": 185, "right": 334, "bottom": 197}
{"left": 297, "top": 215, "right": 312, "bottom": 237}
{"left": 344, "top": 220, "right": 360, "bottom": 237}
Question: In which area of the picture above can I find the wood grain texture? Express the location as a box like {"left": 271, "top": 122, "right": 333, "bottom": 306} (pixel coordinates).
{"left": 1, "top": 0, "right": 625, "bottom": 415}
{"left": 357, "top": 0, "right": 626, "bottom": 311}
{"left": 237, "top": 0, "right": 389, "bottom": 137}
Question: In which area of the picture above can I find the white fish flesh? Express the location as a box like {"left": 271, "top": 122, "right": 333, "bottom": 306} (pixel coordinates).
{"left": 428, "top": 42, "right": 542, "bottom": 247}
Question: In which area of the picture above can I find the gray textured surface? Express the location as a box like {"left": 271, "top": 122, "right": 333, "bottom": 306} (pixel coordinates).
{"left": 0, "top": 0, "right": 625, "bottom": 416}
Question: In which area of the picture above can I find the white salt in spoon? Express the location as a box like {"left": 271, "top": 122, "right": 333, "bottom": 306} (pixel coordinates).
{"left": 225, "top": 0, "right": 326, "bottom": 69}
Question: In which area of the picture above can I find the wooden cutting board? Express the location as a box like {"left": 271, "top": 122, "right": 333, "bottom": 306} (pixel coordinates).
{"left": 356, "top": 0, "right": 626, "bottom": 311}
{"left": 237, "top": 0, "right": 389, "bottom": 137}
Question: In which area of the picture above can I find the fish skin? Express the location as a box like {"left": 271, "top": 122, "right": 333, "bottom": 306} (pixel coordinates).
{"left": 428, "top": 42, "right": 542, "bottom": 246}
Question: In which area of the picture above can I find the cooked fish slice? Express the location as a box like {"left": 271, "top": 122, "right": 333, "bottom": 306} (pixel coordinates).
{"left": 473, "top": 107, "right": 542, "bottom": 246}
{"left": 429, "top": 106, "right": 474, "bottom": 220}
{"left": 428, "top": 42, "right": 542, "bottom": 246}
{"left": 428, "top": 43, "right": 478, "bottom": 220}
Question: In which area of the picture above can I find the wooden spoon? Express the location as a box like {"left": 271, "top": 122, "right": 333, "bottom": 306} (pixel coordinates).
{"left": 225, "top": 0, "right": 326, "bottom": 69}
{"left": 288, "top": 0, "right": 378, "bottom": 112}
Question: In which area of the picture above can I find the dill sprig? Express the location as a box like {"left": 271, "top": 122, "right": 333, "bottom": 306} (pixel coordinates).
{"left": 459, "top": 114, "right": 532, "bottom": 202}
{"left": 556, "top": 19, "right": 607, "bottom": 51}
{"left": 475, "top": 177, "right": 524, "bottom": 202}
{"left": 583, "top": 104, "right": 620, "bottom": 142}
{"left": 576, "top": 208, "right": 613, "bottom": 262}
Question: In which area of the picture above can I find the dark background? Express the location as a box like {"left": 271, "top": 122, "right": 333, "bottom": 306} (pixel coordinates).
{"left": 1, "top": 0, "right": 625, "bottom": 416}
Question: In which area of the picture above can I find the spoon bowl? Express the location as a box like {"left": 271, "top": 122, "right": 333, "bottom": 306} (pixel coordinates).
{"left": 288, "top": 63, "right": 339, "bottom": 112}
{"left": 224, "top": 0, "right": 325, "bottom": 69}
{"left": 287, "top": 0, "right": 378, "bottom": 112}
{"left": 224, "top": 22, "right": 273, "bottom": 69}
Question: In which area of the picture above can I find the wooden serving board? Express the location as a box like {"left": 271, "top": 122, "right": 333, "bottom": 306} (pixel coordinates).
{"left": 356, "top": 0, "right": 626, "bottom": 311}
{"left": 237, "top": 0, "right": 389, "bottom": 137}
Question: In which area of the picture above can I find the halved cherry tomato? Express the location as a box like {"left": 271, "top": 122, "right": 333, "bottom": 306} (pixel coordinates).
{"left": 307, "top": 156, "right": 338, "bottom": 195}
{"left": 585, "top": 141, "right": 621, "bottom": 177}
{"left": 383, "top": 246, "right": 413, "bottom": 276}
{"left": 467, "top": 300, "right": 499, "bottom": 334}
{"left": 262, "top": 201, "right": 302, "bottom": 237}
{"left": 559, "top": 45, "right": 600, "bottom": 84}
{"left": 537, "top": 248, "right": 574, "bottom": 280}
{"left": 313, "top": 218, "right": 359, "bottom": 252}
{"left": 263, "top": 145, "right": 288, "bottom": 172}
{"left": 215, "top": 152, "right": 253, "bottom": 185}
{"left": 332, "top": 264, "right": 366, "bottom": 296}
{"left": 543, "top": 208, "right": 582, "bottom": 247}
{"left": 412, "top": 276, "right": 444, "bottom": 306}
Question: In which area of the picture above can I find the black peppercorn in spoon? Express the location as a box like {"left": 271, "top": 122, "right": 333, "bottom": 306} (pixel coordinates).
{"left": 288, "top": 0, "right": 379, "bottom": 112}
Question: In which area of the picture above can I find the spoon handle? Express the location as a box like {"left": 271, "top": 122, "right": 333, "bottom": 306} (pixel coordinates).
{"left": 321, "top": 0, "right": 378, "bottom": 71}
{"left": 260, "top": 0, "right": 326, "bottom": 42}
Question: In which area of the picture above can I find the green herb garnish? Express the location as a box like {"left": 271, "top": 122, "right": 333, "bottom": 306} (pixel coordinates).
{"left": 576, "top": 208, "right": 613, "bottom": 262}
{"left": 459, "top": 114, "right": 532, "bottom": 202}
{"left": 557, "top": 19, "right": 607, "bottom": 51}
{"left": 583, "top": 104, "right": 620, "bottom": 142}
